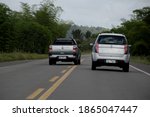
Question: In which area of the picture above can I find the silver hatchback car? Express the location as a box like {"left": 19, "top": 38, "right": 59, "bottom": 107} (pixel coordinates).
{"left": 91, "top": 33, "right": 130, "bottom": 72}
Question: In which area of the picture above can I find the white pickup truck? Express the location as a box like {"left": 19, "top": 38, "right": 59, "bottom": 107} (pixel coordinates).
{"left": 48, "top": 38, "right": 81, "bottom": 65}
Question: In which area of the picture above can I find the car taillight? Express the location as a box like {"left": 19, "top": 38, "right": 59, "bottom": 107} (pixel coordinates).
{"left": 124, "top": 45, "right": 128, "bottom": 54}
{"left": 49, "top": 45, "right": 52, "bottom": 52}
{"left": 73, "top": 46, "right": 77, "bottom": 53}
{"left": 95, "top": 42, "right": 99, "bottom": 53}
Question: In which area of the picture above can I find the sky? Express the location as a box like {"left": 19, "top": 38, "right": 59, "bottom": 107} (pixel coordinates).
{"left": 1, "top": 0, "right": 150, "bottom": 28}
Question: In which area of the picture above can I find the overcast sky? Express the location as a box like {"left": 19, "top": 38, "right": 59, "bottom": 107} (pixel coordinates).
{"left": 1, "top": 0, "right": 150, "bottom": 28}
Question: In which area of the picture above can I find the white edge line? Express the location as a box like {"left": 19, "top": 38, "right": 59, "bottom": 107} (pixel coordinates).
{"left": 130, "top": 65, "right": 150, "bottom": 77}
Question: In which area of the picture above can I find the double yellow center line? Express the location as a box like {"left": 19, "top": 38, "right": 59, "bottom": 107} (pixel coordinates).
{"left": 38, "top": 65, "right": 77, "bottom": 100}
{"left": 26, "top": 59, "right": 84, "bottom": 100}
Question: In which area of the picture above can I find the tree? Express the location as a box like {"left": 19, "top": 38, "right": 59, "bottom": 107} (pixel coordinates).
{"left": 133, "top": 7, "right": 150, "bottom": 25}
{"left": 0, "top": 3, "right": 14, "bottom": 52}
{"left": 72, "top": 29, "right": 83, "bottom": 39}
{"left": 85, "top": 30, "right": 91, "bottom": 39}
{"left": 111, "top": 6, "right": 150, "bottom": 56}
{"left": 34, "top": 0, "right": 63, "bottom": 40}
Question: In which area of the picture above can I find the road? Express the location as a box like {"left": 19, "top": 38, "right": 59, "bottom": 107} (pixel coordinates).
{"left": 0, "top": 55, "right": 150, "bottom": 100}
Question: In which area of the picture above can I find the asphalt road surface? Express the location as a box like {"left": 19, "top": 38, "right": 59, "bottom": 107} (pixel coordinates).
{"left": 0, "top": 55, "right": 150, "bottom": 100}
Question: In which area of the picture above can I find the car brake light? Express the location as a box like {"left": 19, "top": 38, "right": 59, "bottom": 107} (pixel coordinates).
{"left": 124, "top": 45, "right": 128, "bottom": 54}
{"left": 49, "top": 45, "right": 52, "bottom": 52}
{"left": 95, "top": 42, "right": 99, "bottom": 53}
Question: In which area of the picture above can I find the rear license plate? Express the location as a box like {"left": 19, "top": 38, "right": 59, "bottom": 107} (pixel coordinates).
{"left": 106, "top": 60, "right": 116, "bottom": 63}
{"left": 59, "top": 56, "right": 66, "bottom": 59}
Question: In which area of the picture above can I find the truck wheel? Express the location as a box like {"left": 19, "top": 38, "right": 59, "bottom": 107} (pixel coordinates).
{"left": 123, "top": 63, "right": 129, "bottom": 72}
{"left": 49, "top": 59, "right": 52, "bottom": 65}
{"left": 78, "top": 59, "right": 81, "bottom": 65}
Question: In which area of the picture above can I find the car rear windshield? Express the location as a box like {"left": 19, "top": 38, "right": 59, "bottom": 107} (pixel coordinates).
{"left": 53, "top": 39, "right": 76, "bottom": 45}
{"left": 97, "top": 35, "right": 127, "bottom": 45}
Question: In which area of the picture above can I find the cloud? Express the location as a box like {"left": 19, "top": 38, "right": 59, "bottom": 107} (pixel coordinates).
{"left": 56, "top": 0, "right": 150, "bottom": 28}
{"left": 1, "top": 0, "right": 150, "bottom": 28}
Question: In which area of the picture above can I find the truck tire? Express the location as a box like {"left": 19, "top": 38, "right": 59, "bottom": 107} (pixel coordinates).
{"left": 123, "top": 63, "right": 129, "bottom": 72}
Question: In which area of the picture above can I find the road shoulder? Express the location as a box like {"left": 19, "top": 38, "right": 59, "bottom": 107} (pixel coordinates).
{"left": 130, "top": 63, "right": 150, "bottom": 74}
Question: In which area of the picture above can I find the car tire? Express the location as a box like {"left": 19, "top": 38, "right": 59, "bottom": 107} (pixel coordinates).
{"left": 49, "top": 59, "right": 52, "bottom": 65}
{"left": 53, "top": 61, "right": 56, "bottom": 65}
{"left": 49, "top": 59, "right": 56, "bottom": 65}
{"left": 123, "top": 63, "right": 129, "bottom": 72}
{"left": 91, "top": 61, "right": 96, "bottom": 70}
{"left": 74, "top": 59, "right": 78, "bottom": 65}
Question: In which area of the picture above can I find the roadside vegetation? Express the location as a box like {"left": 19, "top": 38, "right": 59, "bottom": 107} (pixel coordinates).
{"left": 0, "top": 0, "right": 71, "bottom": 54}
{"left": 0, "top": 52, "right": 47, "bottom": 62}
{"left": 131, "top": 56, "right": 150, "bottom": 65}
{"left": 0, "top": 0, "right": 149, "bottom": 64}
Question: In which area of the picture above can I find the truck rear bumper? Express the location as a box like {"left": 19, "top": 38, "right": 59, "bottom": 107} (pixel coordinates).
{"left": 49, "top": 55, "right": 76, "bottom": 62}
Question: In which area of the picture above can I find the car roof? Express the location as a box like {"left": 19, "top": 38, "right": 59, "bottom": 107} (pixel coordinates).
{"left": 98, "top": 33, "right": 125, "bottom": 37}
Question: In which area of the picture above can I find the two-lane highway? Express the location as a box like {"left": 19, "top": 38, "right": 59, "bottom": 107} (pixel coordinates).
{"left": 0, "top": 55, "right": 150, "bottom": 100}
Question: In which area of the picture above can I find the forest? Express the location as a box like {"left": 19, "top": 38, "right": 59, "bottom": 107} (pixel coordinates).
{"left": 0, "top": 0, "right": 150, "bottom": 56}
{"left": 0, "top": 0, "right": 71, "bottom": 53}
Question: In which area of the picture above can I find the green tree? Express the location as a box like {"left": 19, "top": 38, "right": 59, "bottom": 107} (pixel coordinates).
{"left": 133, "top": 7, "right": 150, "bottom": 25}
{"left": 0, "top": 1, "right": 72, "bottom": 53}
{"left": 72, "top": 29, "right": 83, "bottom": 39}
{"left": 111, "top": 6, "right": 150, "bottom": 56}
{"left": 0, "top": 3, "right": 14, "bottom": 52}
{"left": 85, "top": 30, "right": 91, "bottom": 39}
{"left": 34, "top": 0, "right": 63, "bottom": 40}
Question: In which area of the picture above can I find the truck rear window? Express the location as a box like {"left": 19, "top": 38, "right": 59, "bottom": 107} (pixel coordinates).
{"left": 98, "top": 35, "right": 127, "bottom": 45}
{"left": 53, "top": 39, "right": 76, "bottom": 45}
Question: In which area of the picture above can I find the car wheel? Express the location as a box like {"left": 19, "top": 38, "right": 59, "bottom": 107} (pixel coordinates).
{"left": 123, "top": 63, "right": 129, "bottom": 72}
{"left": 91, "top": 61, "right": 96, "bottom": 70}
{"left": 49, "top": 59, "right": 52, "bottom": 65}
{"left": 74, "top": 59, "right": 78, "bottom": 65}
{"left": 49, "top": 59, "right": 56, "bottom": 65}
{"left": 53, "top": 61, "right": 56, "bottom": 65}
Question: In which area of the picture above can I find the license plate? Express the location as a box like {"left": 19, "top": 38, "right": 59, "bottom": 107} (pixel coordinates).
{"left": 106, "top": 60, "right": 116, "bottom": 63}
{"left": 59, "top": 56, "right": 66, "bottom": 59}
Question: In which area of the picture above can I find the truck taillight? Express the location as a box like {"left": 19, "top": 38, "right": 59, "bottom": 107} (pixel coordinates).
{"left": 49, "top": 45, "right": 52, "bottom": 52}
{"left": 124, "top": 45, "right": 128, "bottom": 54}
{"left": 95, "top": 42, "right": 99, "bottom": 53}
{"left": 73, "top": 46, "right": 77, "bottom": 52}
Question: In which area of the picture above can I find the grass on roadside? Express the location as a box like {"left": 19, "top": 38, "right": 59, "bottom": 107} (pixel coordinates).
{"left": 130, "top": 56, "right": 150, "bottom": 65}
{"left": 0, "top": 52, "right": 150, "bottom": 65}
{"left": 0, "top": 52, "right": 47, "bottom": 62}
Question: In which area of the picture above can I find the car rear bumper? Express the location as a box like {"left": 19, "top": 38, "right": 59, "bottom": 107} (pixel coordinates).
{"left": 94, "top": 59, "right": 129, "bottom": 67}
{"left": 92, "top": 53, "right": 130, "bottom": 62}
{"left": 49, "top": 54, "right": 77, "bottom": 62}
{"left": 92, "top": 53, "right": 130, "bottom": 67}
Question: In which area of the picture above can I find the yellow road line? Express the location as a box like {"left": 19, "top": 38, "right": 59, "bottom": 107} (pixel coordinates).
{"left": 26, "top": 88, "right": 44, "bottom": 100}
{"left": 38, "top": 66, "right": 77, "bottom": 100}
{"left": 61, "top": 69, "right": 67, "bottom": 74}
{"left": 49, "top": 76, "right": 59, "bottom": 82}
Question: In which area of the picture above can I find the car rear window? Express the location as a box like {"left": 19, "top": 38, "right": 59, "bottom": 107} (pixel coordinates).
{"left": 53, "top": 39, "right": 76, "bottom": 45}
{"left": 97, "top": 35, "right": 127, "bottom": 45}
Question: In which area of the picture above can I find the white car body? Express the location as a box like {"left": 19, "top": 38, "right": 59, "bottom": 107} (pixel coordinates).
{"left": 91, "top": 33, "right": 130, "bottom": 72}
